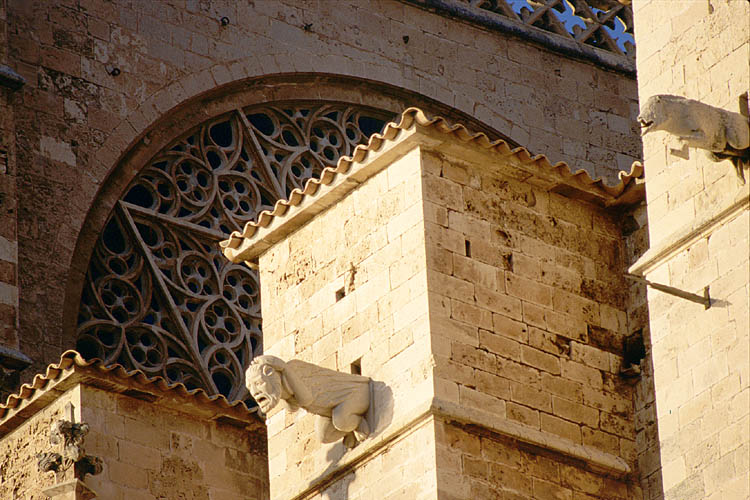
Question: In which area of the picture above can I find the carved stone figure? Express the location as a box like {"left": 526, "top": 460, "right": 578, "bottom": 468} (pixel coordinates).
{"left": 37, "top": 403, "right": 103, "bottom": 480}
{"left": 638, "top": 94, "right": 750, "bottom": 181}
{"left": 246, "top": 355, "right": 371, "bottom": 448}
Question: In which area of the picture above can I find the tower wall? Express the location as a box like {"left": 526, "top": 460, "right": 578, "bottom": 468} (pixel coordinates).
{"left": 631, "top": 1, "right": 749, "bottom": 498}
{"left": 420, "top": 147, "right": 639, "bottom": 499}
{"left": 255, "top": 132, "right": 641, "bottom": 499}
{"left": 259, "top": 146, "right": 438, "bottom": 500}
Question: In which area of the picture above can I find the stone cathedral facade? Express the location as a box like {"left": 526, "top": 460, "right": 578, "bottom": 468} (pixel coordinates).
{"left": 0, "top": 1, "right": 746, "bottom": 499}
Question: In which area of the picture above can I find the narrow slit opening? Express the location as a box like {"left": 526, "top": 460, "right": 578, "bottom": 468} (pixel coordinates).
{"left": 350, "top": 358, "right": 362, "bottom": 375}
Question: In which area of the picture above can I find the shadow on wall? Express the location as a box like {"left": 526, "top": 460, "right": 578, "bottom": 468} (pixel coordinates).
{"left": 623, "top": 205, "right": 664, "bottom": 500}
{"left": 314, "top": 381, "right": 394, "bottom": 500}
{"left": 636, "top": 325, "right": 665, "bottom": 500}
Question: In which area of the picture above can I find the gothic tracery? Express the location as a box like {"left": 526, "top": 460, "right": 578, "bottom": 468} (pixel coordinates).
{"left": 75, "top": 102, "right": 394, "bottom": 402}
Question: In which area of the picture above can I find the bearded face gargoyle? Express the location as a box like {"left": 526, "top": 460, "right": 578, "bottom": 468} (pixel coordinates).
{"left": 246, "top": 355, "right": 371, "bottom": 448}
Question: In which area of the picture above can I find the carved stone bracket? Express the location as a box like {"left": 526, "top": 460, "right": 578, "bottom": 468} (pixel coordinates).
{"left": 246, "top": 355, "right": 373, "bottom": 448}
{"left": 0, "top": 65, "right": 25, "bottom": 91}
{"left": 37, "top": 403, "right": 103, "bottom": 484}
{"left": 638, "top": 94, "right": 750, "bottom": 183}
{"left": 41, "top": 480, "right": 98, "bottom": 500}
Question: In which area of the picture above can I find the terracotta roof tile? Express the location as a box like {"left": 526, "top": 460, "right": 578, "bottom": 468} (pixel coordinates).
{"left": 0, "top": 350, "right": 260, "bottom": 435}
{"left": 220, "top": 107, "right": 644, "bottom": 262}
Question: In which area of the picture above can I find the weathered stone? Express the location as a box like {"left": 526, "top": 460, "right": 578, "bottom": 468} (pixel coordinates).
{"left": 631, "top": 1, "right": 750, "bottom": 498}
{"left": 246, "top": 355, "right": 371, "bottom": 448}
{"left": 233, "top": 122, "right": 638, "bottom": 499}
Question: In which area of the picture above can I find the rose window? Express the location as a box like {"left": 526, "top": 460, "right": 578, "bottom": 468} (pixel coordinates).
{"left": 76, "top": 102, "right": 394, "bottom": 402}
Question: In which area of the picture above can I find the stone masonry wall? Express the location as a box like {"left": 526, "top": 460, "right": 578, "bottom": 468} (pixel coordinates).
{"left": 259, "top": 146, "right": 436, "bottom": 500}
{"left": 256, "top": 137, "right": 645, "bottom": 499}
{"left": 310, "top": 419, "right": 439, "bottom": 500}
{"left": 632, "top": 1, "right": 749, "bottom": 499}
{"left": 644, "top": 214, "right": 749, "bottom": 500}
{"left": 420, "top": 149, "right": 639, "bottom": 481}
{"left": 421, "top": 149, "right": 642, "bottom": 497}
{"left": 0, "top": 385, "right": 77, "bottom": 499}
{"left": 0, "top": 383, "right": 269, "bottom": 500}
{"left": 634, "top": 0, "right": 749, "bottom": 246}
{"left": 4, "top": 0, "right": 641, "bottom": 377}
{"left": 0, "top": 0, "right": 19, "bottom": 356}
{"left": 435, "top": 419, "right": 632, "bottom": 499}
{"left": 80, "top": 385, "right": 269, "bottom": 500}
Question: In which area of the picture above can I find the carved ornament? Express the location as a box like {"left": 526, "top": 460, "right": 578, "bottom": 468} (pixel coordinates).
{"left": 37, "top": 403, "right": 103, "bottom": 481}
{"left": 638, "top": 94, "right": 750, "bottom": 182}
{"left": 246, "top": 355, "right": 372, "bottom": 448}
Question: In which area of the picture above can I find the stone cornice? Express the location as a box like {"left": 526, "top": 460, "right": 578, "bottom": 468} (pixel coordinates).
{"left": 629, "top": 190, "right": 749, "bottom": 276}
{"left": 288, "top": 396, "right": 631, "bottom": 499}
{"left": 0, "top": 350, "right": 262, "bottom": 437}
{"left": 401, "top": 0, "right": 636, "bottom": 76}
{"left": 221, "top": 108, "right": 644, "bottom": 266}
{"left": 431, "top": 398, "right": 631, "bottom": 476}
{"left": 0, "top": 65, "right": 25, "bottom": 91}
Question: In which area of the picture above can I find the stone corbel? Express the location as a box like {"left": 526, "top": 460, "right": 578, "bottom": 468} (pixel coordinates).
{"left": 638, "top": 93, "right": 750, "bottom": 183}
{"left": 246, "top": 355, "right": 373, "bottom": 448}
{"left": 37, "top": 403, "right": 103, "bottom": 500}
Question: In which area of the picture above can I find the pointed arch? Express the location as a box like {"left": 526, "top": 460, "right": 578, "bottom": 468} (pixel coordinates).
{"left": 62, "top": 75, "right": 513, "bottom": 401}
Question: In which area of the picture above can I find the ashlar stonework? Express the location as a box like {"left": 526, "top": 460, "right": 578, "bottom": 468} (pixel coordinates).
{"left": 631, "top": 0, "right": 749, "bottom": 498}
{"left": 224, "top": 109, "right": 643, "bottom": 500}
{"left": 0, "top": 351, "right": 269, "bottom": 500}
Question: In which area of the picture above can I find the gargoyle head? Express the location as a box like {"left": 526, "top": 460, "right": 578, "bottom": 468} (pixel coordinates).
{"left": 637, "top": 95, "right": 664, "bottom": 135}
{"left": 246, "top": 356, "right": 285, "bottom": 414}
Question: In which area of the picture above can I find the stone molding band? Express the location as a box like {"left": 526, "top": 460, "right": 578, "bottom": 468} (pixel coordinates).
{"left": 290, "top": 396, "right": 631, "bottom": 500}
{"left": 629, "top": 191, "right": 750, "bottom": 276}
{"left": 431, "top": 398, "right": 631, "bottom": 476}
{"left": 401, "top": 0, "right": 636, "bottom": 76}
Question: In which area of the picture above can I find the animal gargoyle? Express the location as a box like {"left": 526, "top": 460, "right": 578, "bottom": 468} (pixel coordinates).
{"left": 246, "top": 355, "right": 371, "bottom": 448}
{"left": 638, "top": 94, "right": 750, "bottom": 182}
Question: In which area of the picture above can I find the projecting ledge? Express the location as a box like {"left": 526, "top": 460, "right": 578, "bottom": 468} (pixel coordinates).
{"left": 291, "top": 396, "right": 630, "bottom": 499}
{"left": 630, "top": 190, "right": 749, "bottom": 275}
{"left": 0, "top": 65, "right": 25, "bottom": 91}
{"left": 431, "top": 398, "right": 632, "bottom": 477}
{"left": 42, "top": 479, "right": 97, "bottom": 500}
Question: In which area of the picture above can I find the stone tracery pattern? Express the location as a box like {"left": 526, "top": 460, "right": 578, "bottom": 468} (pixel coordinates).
{"left": 466, "top": 0, "right": 635, "bottom": 57}
{"left": 76, "top": 103, "right": 394, "bottom": 402}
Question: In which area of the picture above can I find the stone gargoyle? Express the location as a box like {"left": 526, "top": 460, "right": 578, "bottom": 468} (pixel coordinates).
{"left": 246, "top": 355, "right": 371, "bottom": 448}
{"left": 638, "top": 94, "right": 750, "bottom": 182}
